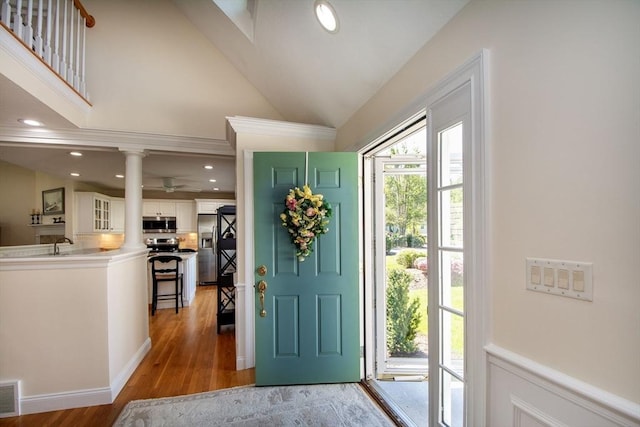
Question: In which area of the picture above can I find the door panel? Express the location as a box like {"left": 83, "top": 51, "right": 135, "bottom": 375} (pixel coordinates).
{"left": 254, "top": 152, "right": 359, "bottom": 385}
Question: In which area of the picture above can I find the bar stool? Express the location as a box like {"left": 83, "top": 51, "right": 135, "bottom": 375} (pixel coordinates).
{"left": 148, "top": 255, "right": 184, "bottom": 315}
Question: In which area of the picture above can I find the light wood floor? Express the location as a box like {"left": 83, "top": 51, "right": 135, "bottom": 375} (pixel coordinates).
{"left": 0, "top": 286, "right": 254, "bottom": 427}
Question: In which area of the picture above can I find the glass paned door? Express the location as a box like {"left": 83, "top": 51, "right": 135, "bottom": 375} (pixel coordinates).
{"left": 428, "top": 82, "right": 471, "bottom": 427}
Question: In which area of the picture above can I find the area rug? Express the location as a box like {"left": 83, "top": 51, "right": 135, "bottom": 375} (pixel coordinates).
{"left": 113, "top": 383, "right": 395, "bottom": 426}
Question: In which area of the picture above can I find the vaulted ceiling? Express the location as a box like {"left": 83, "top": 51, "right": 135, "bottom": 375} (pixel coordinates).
{"left": 0, "top": 0, "right": 468, "bottom": 193}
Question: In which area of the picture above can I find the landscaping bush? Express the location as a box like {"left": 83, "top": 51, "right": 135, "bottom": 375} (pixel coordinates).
{"left": 396, "top": 249, "right": 425, "bottom": 269}
{"left": 405, "top": 233, "right": 426, "bottom": 248}
{"left": 386, "top": 269, "right": 422, "bottom": 355}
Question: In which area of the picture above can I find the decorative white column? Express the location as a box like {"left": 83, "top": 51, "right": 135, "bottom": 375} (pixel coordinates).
{"left": 120, "top": 149, "right": 146, "bottom": 250}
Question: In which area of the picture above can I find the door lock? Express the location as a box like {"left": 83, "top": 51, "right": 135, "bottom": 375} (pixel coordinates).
{"left": 257, "top": 265, "right": 268, "bottom": 276}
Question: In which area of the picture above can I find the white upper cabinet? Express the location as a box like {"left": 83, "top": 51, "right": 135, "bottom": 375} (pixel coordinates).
{"left": 110, "top": 198, "right": 125, "bottom": 233}
{"left": 175, "top": 201, "right": 196, "bottom": 233}
{"left": 143, "top": 200, "right": 177, "bottom": 217}
{"left": 75, "top": 192, "right": 119, "bottom": 233}
{"left": 195, "top": 199, "right": 235, "bottom": 214}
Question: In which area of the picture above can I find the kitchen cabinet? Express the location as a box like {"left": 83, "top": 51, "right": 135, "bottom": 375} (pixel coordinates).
{"left": 110, "top": 198, "right": 125, "bottom": 233}
{"left": 194, "top": 199, "right": 236, "bottom": 214}
{"left": 143, "top": 200, "right": 176, "bottom": 217}
{"left": 75, "top": 192, "right": 112, "bottom": 233}
{"left": 75, "top": 192, "right": 125, "bottom": 234}
{"left": 175, "top": 201, "right": 195, "bottom": 233}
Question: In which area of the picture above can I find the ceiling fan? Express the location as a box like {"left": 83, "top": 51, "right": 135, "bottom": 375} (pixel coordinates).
{"left": 146, "top": 177, "right": 201, "bottom": 193}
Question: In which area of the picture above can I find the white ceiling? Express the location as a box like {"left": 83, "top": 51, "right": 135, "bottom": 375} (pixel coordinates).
{"left": 0, "top": 0, "right": 468, "bottom": 194}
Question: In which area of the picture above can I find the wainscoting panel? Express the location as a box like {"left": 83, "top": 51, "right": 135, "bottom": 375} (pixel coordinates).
{"left": 486, "top": 344, "right": 640, "bottom": 427}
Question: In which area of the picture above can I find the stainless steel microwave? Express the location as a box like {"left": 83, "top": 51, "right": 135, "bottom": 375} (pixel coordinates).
{"left": 142, "top": 216, "right": 177, "bottom": 233}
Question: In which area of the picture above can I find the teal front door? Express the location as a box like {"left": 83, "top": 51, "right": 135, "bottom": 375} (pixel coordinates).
{"left": 253, "top": 152, "right": 359, "bottom": 385}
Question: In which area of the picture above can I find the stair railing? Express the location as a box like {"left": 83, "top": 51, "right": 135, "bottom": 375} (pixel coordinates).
{"left": 0, "top": 0, "right": 94, "bottom": 100}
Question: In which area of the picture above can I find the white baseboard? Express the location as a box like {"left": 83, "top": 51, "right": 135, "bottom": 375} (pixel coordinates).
{"left": 20, "top": 387, "right": 112, "bottom": 415}
{"left": 20, "top": 338, "right": 151, "bottom": 415}
{"left": 110, "top": 337, "right": 152, "bottom": 400}
{"left": 486, "top": 343, "right": 640, "bottom": 426}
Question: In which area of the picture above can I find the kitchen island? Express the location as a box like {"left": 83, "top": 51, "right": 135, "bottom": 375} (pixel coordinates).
{"left": 147, "top": 251, "right": 198, "bottom": 311}
{"left": 0, "top": 245, "right": 150, "bottom": 415}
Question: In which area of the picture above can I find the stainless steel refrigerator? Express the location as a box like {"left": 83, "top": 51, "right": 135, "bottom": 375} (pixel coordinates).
{"left": 197, "top": 214, "right": 217, "bottom": 285}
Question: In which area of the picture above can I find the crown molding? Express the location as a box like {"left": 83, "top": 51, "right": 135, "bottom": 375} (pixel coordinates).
{"left": 0, "top": 126, "right": 235, "bottom": 156}
{"left": 226, "top": 116, "right": 336, "bottom": 141}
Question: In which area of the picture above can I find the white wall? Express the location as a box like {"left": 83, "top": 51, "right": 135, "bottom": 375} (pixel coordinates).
{"left": 337, "top": 0, "right": 640, "bottom": 409}
{"left": 82, "top": 0, "right": 282, "bottom": 140}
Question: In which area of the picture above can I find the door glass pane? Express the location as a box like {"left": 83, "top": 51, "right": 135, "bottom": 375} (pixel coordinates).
{"left": 439, "top": 123, "right": 463, "bottom": 186}
{"left": 440, "top": 251, "right": 464, "bottom": 311}
{"left": 440, "top": 310, "right": 464, "bottom": 376}
{"left": 439, "top": 188, "right": 463, "bottom": 248}
{"left": 384, "top": 168, "right": 428, "bottom": 363}
{"left": 440, "top": 369, "right": 464, "bottom": 427}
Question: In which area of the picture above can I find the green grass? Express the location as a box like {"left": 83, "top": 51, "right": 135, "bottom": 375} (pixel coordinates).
{"left": 408, "top": 284, "right": 464, "bottom": 357}
{"left": 386, "top": 252, "right": 465, "bottom": 357}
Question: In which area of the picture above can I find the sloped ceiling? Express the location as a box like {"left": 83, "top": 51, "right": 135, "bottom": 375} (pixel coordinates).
{"left": 174, "top": 0, "right": 469, "bottom": 128}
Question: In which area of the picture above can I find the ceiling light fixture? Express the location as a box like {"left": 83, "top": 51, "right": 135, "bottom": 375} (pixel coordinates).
{"left": 70, "top": 172, "right": 80, "bottom": 177}
{"left": 209, "top": 179, "right": 217, "bottom": 183}
{"left": 204, "top": 165, "right": 213, "bottom": 170}
{"left": 115, "top": 174, "right": 124, "bottom": 178}
{"left": 70, "top": 151, "right": 83, "bottom": 157}
{"left": 314, "top": 0, "right": 339, "bottom": 33}
{"left": 18, "top": 118, "right": 44, "bottom": 127}
{"left": 213, "top": 187, "right": 219, "bottom": 191}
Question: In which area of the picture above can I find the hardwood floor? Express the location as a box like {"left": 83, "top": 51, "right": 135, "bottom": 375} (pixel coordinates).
{"left": 0, "top": 286, "right": 254, "bottom": 427}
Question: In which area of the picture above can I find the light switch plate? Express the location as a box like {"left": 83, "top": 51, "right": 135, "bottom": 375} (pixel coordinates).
{"left": 526, "top": 258, "right": 593, "bottom": 301}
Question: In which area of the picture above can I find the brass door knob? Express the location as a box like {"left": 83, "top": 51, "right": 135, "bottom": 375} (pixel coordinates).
{"left": 257, "top": 280, "right": 268, "bottom": 317}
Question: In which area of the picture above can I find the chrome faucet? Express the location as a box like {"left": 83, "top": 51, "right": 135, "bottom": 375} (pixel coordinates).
{"left": 53, "top": 237, "right": 74, "bottom": 255}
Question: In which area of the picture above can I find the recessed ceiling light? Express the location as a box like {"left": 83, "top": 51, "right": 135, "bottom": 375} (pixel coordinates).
{"left": 70, "top": 172, "right": 80, "bottom": 177}
{"left": 209, "top": 179, "right": 217, "bottom": 183}
{"left": 213, "top": 187, "right": 219, "bottom": 191}
{"left": 70, "top": 151, "right": 83, "bottom": 157}
{"left": 18, "top": 118, "right": 44, "bottom": 127}
{"left": 115, "top": 174, "right": 124, "bottom": 179}
{"left": 314, "top": 0, "right": 339, "bottom": 33}
{"left": 204, "top": 165, "right": 213, "bottom": 170}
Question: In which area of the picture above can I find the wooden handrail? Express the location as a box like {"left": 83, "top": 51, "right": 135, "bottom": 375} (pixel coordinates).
{"left": 73, "top": 0, "right": 95, "bottom": 28}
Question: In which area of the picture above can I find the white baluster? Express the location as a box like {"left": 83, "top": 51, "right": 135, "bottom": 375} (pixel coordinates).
{"left": 13, "top": 0, "right": 23, "bottom": 40}
{"left": 73, "top": 5, "right": 80, "bottom": 90}
{"left": 34, "top": 0, "right": 43, "bottom": 56}
{"left": 79, "top": 14, "right": 86, "bottom": 96}
{"left": 44, "top": 0, "right": 52, "bottom": 63}
{"left": 24, "top": 0, "right": 33, "bottom": 47}
{"left": 1, "top": 0, "right": 12, "bottom": 27}
{"left": 67, "top": 0, "right": 74, "bottom": 87}
{"left": 52, "top": 0, "right": 59, "bottom": 72}
{"left": 60, "top": 0, "right": 67, "bottom": 80}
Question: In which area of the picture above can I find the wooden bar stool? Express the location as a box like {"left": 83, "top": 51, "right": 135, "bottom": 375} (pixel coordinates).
{"left": 148, "top": 255, "right": 184, "bottom": 315}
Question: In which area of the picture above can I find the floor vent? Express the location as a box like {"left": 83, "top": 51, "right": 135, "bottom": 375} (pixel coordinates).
{"left": 0, "top": 381, "right": 20, "bottom": 418}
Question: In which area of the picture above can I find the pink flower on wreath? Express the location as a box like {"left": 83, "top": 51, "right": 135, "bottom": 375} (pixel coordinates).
{"left": 286, "top": 197, "right": 297, "bottom": 210}
{"left": 306, "top": 207, "right": 316, "bottom": 217}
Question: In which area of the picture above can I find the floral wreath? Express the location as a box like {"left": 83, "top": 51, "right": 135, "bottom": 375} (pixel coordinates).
{"left": 280, "top": 184, "right": 332, "bottom": 262}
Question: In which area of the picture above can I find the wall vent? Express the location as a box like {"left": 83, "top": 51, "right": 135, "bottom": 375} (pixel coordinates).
{"left": 0, "top": 381, "right": 20, "bottom": 418}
